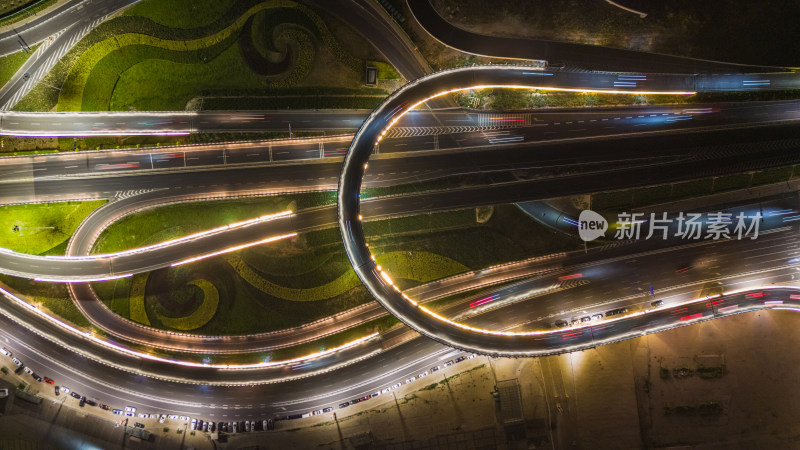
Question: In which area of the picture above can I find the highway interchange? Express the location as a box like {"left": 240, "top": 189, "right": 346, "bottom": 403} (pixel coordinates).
{"left": 0, "top": 0, "right": 800, "bottom": 444}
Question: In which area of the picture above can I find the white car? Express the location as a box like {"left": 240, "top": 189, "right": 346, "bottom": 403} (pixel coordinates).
{"left": 167, "top": 415, "right": 178, "bottom": 420}
{"left": 0, "top": 347, "right": 11, "bottom": 357}
{"left": 381, "top": 388, "right": 390, "bottom": 394}
{"left": 301, "top": 412, "right": 312, "bottom": 418}
{"left": 190, "top": 418, "right": 197, "bottom": 429}
{"left": 405, "top": 376, "right": 416, "bottom": 384}
{"left": 138, "top": 413, "right": 148, "bottom": 418}
{"left": 391, "top": 383, "right": 401, "bottom": 390}
{"left": 312, "top": 410, "right": 322, "bottom": 415}
{"left": 149, "top": 414, "right": 158, "bottom": 419}
{"left": 125, "top": 406, "right": 136, "bottom": 413}
{"left": 11, "top": 357, "right": 22, "bottom": 366}
{"left": 418, "top": 371, "right": 428, "bottom": 378}
{"left": 158, "top": 415, "right": 166, "bottom": 423}
{"left": 61, "top": 386, "right": 70, "bottom": 394}
{"left": 179, "top": 416, "right": 188, "bottom": 421}
{"left": 23, "top": 367, "right": 33, "bottom": 375}
{"left": 467, "top": 354, "right": 476, "bottom": 359}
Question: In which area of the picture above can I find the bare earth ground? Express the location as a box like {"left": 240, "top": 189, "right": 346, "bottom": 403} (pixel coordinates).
{"left": 3, "top": 310, "right": 800, "bottom": 448}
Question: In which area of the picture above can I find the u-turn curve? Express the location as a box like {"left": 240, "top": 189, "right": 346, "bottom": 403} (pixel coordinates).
{"left": 336, "top": 64, "right": 800, "bottom": 357}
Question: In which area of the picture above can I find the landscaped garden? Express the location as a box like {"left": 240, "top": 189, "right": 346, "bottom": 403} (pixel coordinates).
{"left": 14, "top": 0, "right": 389, "bottom": 112}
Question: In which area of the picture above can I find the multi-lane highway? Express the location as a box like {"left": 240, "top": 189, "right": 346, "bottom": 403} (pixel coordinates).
{"left": 1, "top": 0, "right": 800, "bottom": 441}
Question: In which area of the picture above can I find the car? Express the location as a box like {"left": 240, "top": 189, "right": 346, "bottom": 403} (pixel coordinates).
{"left": 232, "top": 421, "right": 238, "bottom": 433}
{"left": 149, "top": 414, "right": 158, "bottom": 419}
{"left": 61, "top": 386, "right": 70, "bottom": 394}
{"left": 405, "top": 377, "right": 415, "bottom": 384}
{"left": 554, "top": 320, "right": 569, "bottom": 328}
{"left": 360, "top": 395, "right": 371, "bottom": 402}
{"left": 84, "top": 399, "right": 97, "bottom": 407}
{"left": 70, "top": 392, "right": 81, "bottom": 399}
{"left": 381, "top": 388, "right": 391, "bottom": 394}
{"left": 197, "top": 419, "right": 204, "bottom": 431}
{"left": 112, "top": 409, "right": 124, "bottom": 415}
{"left": 301, "top": 412, "right": 312, "bottom": 418}
{"left": 209, "top": 422, "right": 215, "bottom": 432}
{"left": 431, "top": 365, "right": 440, "bottom": 372}
{"left": 591, "top": 314, "right": 603, "bottom": 321}
{"left": 22, "top": 72, "right": 30, "bottom": 79}
{"left": 267, "top": 418, "right": 274, "bottom": 430}
{"left": 79, "top": 397, "right": 86, "bottom": 407}
{"left": 158, "top": 415, "right": 166, "bottom": 424}
{"left": 134, "top": 422, "right": 145, "bottom": 429}
{"left": 339, "top": 402, "right": 350, "bottom": 408}
{"left": 178, "top": 416, "right": 188, "bottom": 421}
{"left": 351, "top": 398, "right": 362, "bottom": 404}
{"left": 443, "top": 360, "right": 454, "bottom": 367}
{"left": 262, "top": 419, "right": 268, "bottom": 430}
{"left": 651, "top": 300, "right": 664, "bottom": 307}
{"left": 468, "top": 354, "right": 476, "bottom": 359}
{"left": 418, "top": 371, "right": 428, "bottom": 378}
{"left": 0, "top": 389, "right": 7, "bottom": 398}
{"left": 43, "top": 377, "right": 54, "bottom": 385}
{"left": 370, "top": 392, "right": 380, "bottom": 398}
{"left": 168, "top": 415, "right": 178, "bottom": 420}
{"left": 138, "top": 413, "right": 148, "bottom": 418}
{"left": 455, "top": 356, "right": 465, "bottom": 363}
{"left": 312, "top": 409, "right": 323, "bottom": 415}
{"left": 0, "top": 347, "right": 11, "bottom": 357}
{"left": 581, "top": 316, "right": 591, "bottom": 323}
{"left": 240, "top": 421, "right": 247, "bottom": 431}
{"left": 322, "top": 407, "right": 333, "bottom": 413}
{"left": 23, "top": 367, "right": 33, "bottom": 375}
{"left": 203, "top": 421, "right": 209, "bottom": 432}
{"left": 571, "top": 319, "right": 582, "bottom": 326}
{"left": 32, "top": 374, "right": 43, "bottom": 382}
{"left": 190, "top": 418, "right": 197, "bottom": 429}
{"left": 125, "top": 406, "right": 136, "bottom": 413}
{"left": 11, "top": 357, "right": 22, "bottom": 367}
{"left": 391, "top": 383, "right": 401, "bottom": 390}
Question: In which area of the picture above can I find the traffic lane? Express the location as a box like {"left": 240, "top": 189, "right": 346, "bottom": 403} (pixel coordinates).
{"left": 271, "top": 143, "right": 322, "bottom": 162}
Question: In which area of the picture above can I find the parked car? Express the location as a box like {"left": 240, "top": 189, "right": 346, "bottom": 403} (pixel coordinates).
{"left": 455, "top": 356, "right": 465, "bottom": 363}
{"left": 431, "top": 365, "right": 440, "bottom": 372}
{"left": 79, "top": 397, "right": 86, "bottom": 407}
{"left": 0, "top": 348, "right": 11, "bottom": 357}
{"left": 70, "top": 392, "right": 81, "bottom": 399}
{"left": 651, "top": 300, "right": 664, "bottom": 307}
{"left": 113, "top": 409, "right": 124, "bottom": 415}
{"left": 381, "top": 388, "right": 391, "bottom": 394}
{"left": 99, "top": 404, "right": 111, "bottom": 411}
{"left": 54, "top": 386, "right": 60, "bottom": 396}
{"left": 443, "top": 360, "right": 454, "bottom": 367}
{"left": 61, "top": 386, "right": 70, "bottom": 394}
{"left": 591, "top": 314, "right": 603, "bottom": 320}
{"left": 23, "top": 367, "right": 33, "bottom": 375}
{"left": 405, "top": 376, "right": 416, "bottom": 384}
{"left": 190, "top": 418, "right": 197, "bottom": 429}
{"left": 43, "top": 377, "right": 54, "bottom": 385}
{"left": 391, "top": 383, "right": 401, "bottom": 390}
{"left": 134, "top": 423, "right": 145, "bottom": 429}
{"left": 339, "top": 401, "right": 350, "bottom": 408}
{"left": 11, "top": 357, "right": 22, "bottom": 367}
{"left": 322, "top": 407, "right": 333, "bottom": 413}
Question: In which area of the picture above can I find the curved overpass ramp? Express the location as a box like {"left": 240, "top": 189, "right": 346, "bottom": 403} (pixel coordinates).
{"left": 336, "top": 64, "right": 800, "bottom": 357}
